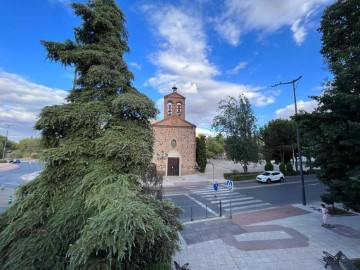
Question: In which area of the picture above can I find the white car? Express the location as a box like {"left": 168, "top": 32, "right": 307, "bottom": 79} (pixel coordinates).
{"left": 256, "top": 171, "right": 284, "bottom": 183}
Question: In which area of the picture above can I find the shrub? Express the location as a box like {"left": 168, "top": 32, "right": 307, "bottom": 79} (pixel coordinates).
{"left": 225, "top": 172, "right": 259, "bottom": 181}
{"left": 0, "top": 159, "right": 7, "bottom": 163}
{"left": 264, "top": 161, "right": 273, "bottom": 171}
{"left": 286, "top": 162, "right": 294, "bottom": 172}
{"left": 321, "top": 192, "right": 337, "bottom": 212}
{"left": 279, "top": 162, "right": 286, "bottom": 173}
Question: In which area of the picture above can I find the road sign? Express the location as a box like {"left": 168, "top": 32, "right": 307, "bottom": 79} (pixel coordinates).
{"left": 226, "top": 180, "right": 233, "bottom": 190}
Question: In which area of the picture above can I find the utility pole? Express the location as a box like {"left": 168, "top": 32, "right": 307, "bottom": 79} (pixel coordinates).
{"left": 272, "top": 76, "right": 306, "bottom": 205}
{"left": 2, "top": 124, "right": 11, "bottom": 160}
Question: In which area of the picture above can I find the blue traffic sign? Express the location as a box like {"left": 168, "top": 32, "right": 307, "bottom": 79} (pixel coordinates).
{"left": 226, "top": 180, "right": 233, "bottom": 190}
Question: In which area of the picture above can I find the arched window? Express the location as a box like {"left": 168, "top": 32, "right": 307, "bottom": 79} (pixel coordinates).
{"left": 176, "top": 102, "right": 182, "bottom": 115}
{"left": 167, "top": 102, "right": 173, "bottom": 116}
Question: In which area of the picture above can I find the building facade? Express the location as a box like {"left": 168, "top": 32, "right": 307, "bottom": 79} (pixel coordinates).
{"left": 151, "top": 87, "right": 196, "bottom": 176}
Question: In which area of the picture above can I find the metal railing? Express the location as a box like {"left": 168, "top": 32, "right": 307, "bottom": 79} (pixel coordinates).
{"left": 179, "top": 200, "right": 222, "bottom": 222}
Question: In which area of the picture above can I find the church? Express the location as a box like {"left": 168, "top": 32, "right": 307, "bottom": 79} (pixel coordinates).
{"left": 151, "top": 86, "right": 196, "bottom": 176}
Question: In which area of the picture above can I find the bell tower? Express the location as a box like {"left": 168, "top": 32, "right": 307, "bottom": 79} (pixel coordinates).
{"left": 163, "top": 86, "right": 186, "bottom": 120}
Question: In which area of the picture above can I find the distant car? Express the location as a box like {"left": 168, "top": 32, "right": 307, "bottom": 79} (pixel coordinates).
{"left": 9, "top": 159, "right": 20, "bottom": 163}
{"left": 256, "top": 171, "right": 284, "bottom": 184}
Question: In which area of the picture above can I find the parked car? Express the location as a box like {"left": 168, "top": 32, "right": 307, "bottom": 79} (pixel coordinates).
{"left": 9, "top": 159, "right": 20, "bottom": 163}
{"left": 256, "top": 171, "right": 284, "bottom": 184}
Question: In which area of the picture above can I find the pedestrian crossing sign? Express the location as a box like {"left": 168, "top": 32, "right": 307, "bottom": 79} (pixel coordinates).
{"left": 226, "top": 180, "right": 233, "bottom": 190}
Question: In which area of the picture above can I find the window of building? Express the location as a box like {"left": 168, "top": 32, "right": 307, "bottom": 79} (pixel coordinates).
{"left": 176, "top": 102, "right": 182, "bottom": 115}
{"left": 167, "top": 102, "right": 172, "bottom": 116}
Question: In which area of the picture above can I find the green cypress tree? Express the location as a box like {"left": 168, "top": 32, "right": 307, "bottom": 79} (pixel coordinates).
{"left": 0, "top": 1, "right": 182, "bottom": 269}
{"left": 196, "top": 134, "right": 207, "bottom": 173}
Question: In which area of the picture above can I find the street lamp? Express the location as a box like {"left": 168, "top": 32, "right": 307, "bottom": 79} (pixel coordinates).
{"left": 272, "top": 76, "right": 306, "bottom": 205}
{"left": 2, "top": 124, "right": 12, "bottom": 160}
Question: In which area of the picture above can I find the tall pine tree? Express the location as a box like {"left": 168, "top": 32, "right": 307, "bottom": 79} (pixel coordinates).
{"left": 0, "top": 1, "right": 182, "bottom": 269}
{"left": 300, "top": 0, "right": 360, "bottom": 211}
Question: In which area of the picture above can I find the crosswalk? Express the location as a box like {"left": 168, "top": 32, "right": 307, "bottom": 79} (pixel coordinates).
{"left": 185, "top": 184, "right": 272, "bottom": 214}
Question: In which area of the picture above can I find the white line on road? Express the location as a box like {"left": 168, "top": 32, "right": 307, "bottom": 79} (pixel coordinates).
{"left": 219, "top": 199, "right": 263, "bottom": 207}
{"left": 185, "top": 194, "right": 218, "bottom": 216}
{"left": 224, "top": 203, "right": 271, "bottom": 211}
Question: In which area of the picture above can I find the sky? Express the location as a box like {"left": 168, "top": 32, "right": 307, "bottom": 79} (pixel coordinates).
{"left": 0, "top": 0, "right": 335, "bottom": 142}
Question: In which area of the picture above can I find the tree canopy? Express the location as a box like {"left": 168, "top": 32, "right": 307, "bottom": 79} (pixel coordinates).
{"left": 0, "top": 1, "right": 182, "bottom": 268}
{"left": 259, "top": 119, "right": 296, "bottom": 164}
{"left": 196, "top": 134, "right": 207, "bottom": 173}
{"left": 206, "top": 135, "right": 225, "bottom": 159}
{"left": 300, "top": 0, "right": 360, "bottom": 211}
{"left": 212, "top": 95, "right": 260, "bottom": 172}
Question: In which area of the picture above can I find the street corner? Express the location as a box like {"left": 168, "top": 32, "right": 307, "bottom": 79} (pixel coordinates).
{"left": 0, "top": 163, "right": 19, "bottom": 172}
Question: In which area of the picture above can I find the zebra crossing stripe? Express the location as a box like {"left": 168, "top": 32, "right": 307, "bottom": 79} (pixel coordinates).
{"left": 185, "top": 194, "right": 218, "bottom": 216}
{"left": 201, "top": 193, "right": 247, "bottom": 198}
{"left": 224, "top": 202, "right": 271, "bottom": 211}
{"left": 209, "top": 196, "right": 255, "bottom": 203}
{"left": 220, "top": 199, "right": 263, "bottom": 207}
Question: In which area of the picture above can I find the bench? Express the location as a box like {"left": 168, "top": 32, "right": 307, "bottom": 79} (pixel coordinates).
{"left": 174, "top": 261, "right": 190, "bottom": 270}
{"left": 323, "top": 251, "right": 357, "bottom": 270}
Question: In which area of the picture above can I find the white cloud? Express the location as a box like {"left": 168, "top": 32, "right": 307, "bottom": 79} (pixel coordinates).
{"left": 227, "top": 62, "right": 248, "bottom": 75}
{"left": 274, "top": 99, "right": 318, "bottom": 119}
{"left": 0, "top": 70, "right": 67, "bottom": 141}
{"left": 129, "top": 62, "right": 142, "bottom": 70}
{"left": 142, "top": 4, "right": 276, "bottom": 132}
{"left": 214, "top": 0, "right": 331, "bottom": 46}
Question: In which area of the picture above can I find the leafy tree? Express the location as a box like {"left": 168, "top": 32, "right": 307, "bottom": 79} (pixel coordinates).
{"left": 17, "top": 137, "right": 43, "bottom": 157}
{"left": 196, "top": 134, "right": 207, "bottom": 172}
{"left": 300, "top": 0, "right": 360, "bottom": 211}
{"left": 212, "top": 95, "right": 260, "bottom": 172}
{"left": 0, "top": 135, "right": 18, "bottom": 159}
{"left": 0, "top": 1, "right": 182, "bottom": 269}
{"left": 206, "top": 135, "right": 225, "bottom": 159}
{"left": 259, "top": 119, "right": 296, "bottom": 165}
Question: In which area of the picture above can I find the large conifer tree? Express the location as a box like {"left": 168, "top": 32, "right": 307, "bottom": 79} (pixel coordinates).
{"left": 300, "top": 0, "right": 360, "bottom": 211}
{"left": 0, "top": 1, "right": 182, "bottom": 269}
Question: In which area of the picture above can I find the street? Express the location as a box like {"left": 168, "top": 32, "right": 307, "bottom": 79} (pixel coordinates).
{"left": 164, "top": 175, "right": 325, "bottom": 222}
{"left": 0, "top": 161, "right": 44, "bottom": 189}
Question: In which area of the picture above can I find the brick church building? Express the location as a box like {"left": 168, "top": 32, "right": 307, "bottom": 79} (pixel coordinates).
{"left": 151, "top": 86, "right": 196, "bottom": 176}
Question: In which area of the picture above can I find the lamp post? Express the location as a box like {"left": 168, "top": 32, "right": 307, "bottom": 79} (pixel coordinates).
{"left": 2, "top": 124, "right": 11, "bottom": 160}
{"left": 272, "top": 76, "right": 306, "bottom": 205}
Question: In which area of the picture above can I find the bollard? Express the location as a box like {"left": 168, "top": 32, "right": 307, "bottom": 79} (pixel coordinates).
{"left": 190, "top": 206, "right": 193, "bottom": 221}
{"left": 1, "top": 184, "right": 4, "bottom": 190}
{"left": 220, "top": 200, "right": 222, "bottom": 217}
{"left": 8, "top": 195, "right": 13, "bottom": 205}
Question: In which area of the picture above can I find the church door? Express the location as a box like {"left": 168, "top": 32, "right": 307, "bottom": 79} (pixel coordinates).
{"left": 167, "top": 157, "right": 179, "bottom": 176}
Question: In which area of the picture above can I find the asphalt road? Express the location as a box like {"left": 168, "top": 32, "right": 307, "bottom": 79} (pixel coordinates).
{"left": 164, "top": 175, "right": 325, "bottom": 222}
{"left": 0, "top": 161, "right": 44, "bottom": 189}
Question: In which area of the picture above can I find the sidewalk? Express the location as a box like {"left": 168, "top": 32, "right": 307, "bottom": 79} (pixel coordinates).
{"left": 165, "top": 161, "right": 360, "bottom": 269}
{"left": 173, "top": 203, "right": 360, "bottom": 270}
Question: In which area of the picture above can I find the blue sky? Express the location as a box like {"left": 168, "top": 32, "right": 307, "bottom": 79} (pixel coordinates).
{"left": 0, "top": 0, "right": 334, "bottom": 141}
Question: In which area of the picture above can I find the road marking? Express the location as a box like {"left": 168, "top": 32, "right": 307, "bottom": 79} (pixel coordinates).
{"left": 209, "top": 196, "right": 255, "bottom": 203}
{"left": 224, "top": 202, "right": 271, "bottom": 211}
{"left": 220, "top": 199, "right": 263, "bottom": 207}
{"left": 185, "top": 194, "right": 218, "bottom": 216}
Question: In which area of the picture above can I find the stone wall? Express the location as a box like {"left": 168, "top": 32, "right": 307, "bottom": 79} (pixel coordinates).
{"left": 152, "top": 125, "right": 196, "bottom": 176}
